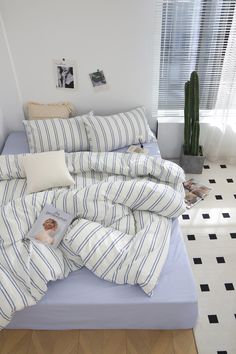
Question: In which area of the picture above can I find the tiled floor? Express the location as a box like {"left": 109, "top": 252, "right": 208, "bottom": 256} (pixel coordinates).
{"left": 179, "top": 161, "right": 236, "bottom": 354}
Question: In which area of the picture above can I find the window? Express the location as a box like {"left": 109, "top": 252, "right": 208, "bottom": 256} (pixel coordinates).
{"left": 153, "top": 0, "right": 236, "bottom": 116}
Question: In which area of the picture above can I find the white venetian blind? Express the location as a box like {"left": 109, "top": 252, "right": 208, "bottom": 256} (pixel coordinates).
{"left": 152, "top": 0, "right": 236, "bottom": 116}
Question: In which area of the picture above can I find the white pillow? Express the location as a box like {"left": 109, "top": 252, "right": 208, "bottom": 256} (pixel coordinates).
{"left": 23, "top": 115, "right": 90, "bottom": 153}
{"left": 22, "top": 151, "right": 75, "bottom": 194}
{"left": 83, "top": 107, "right": 156, "bottom": 152}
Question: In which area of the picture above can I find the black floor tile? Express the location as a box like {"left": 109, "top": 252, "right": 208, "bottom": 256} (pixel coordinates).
{"left": 193, "top": 257, "right": 202, "bottom": 264}
{"left": 215, "top": 195, "right": 223, "bottom": 200}
{"left": 209, "top": 179, "right": 216, "bottom": 184}
{"left": 187, "top": 234, "right": 196, "bottom": 241}
{"left": 227, "top": 178, "right": 234, "bottom": 183}
{"left": 182, "top": 214, "right": 190, "bottom": 220}
{"left": 225, "top": 283, "right": 234, "bottom": 291}
{"left": 200, "top": 284, "right": 210, "bottom": 292}
{"left": 208, "top": 314, "right": 219, "bottom": 323}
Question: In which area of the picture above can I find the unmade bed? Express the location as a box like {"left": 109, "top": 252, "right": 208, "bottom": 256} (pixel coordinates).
{"left": 1, "top": 131, "right": 198, "bottom": 330}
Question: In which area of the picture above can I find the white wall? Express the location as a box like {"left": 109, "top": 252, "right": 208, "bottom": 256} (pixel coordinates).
{"left": 0, "top": 13, "right": 24, "bottom": 150}
{"left": 158, "top": 122, "right": 210, "bottom": 159}
{"left": 158, "top": 123, "right": 183, "bottom": 159}
{"left": 0, "top": 0, "right": 157, "bottom": 129}
{"left": 0, "top": 107, "right": 7, "bottom": 150}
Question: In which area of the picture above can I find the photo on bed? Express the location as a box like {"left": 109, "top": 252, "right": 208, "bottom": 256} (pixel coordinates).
{"left": 27, "top": 204, "right": 73, "bottom": 248}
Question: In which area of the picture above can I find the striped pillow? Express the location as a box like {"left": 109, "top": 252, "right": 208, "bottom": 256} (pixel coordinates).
{"left": 84, "top": 107, "right": 156, "bottom": 152}
{"left": 23, "top": 115, "right": 90, "bottom": 153}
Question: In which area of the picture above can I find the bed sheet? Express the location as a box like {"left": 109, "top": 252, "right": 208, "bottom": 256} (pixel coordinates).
{"left": 1, "top": 132, "right": 197, "bottom": 329}
{"left": 7, "top": 219, "right": 197, "bottom": 330}
{"left": 1, "top": 131, "right": 161, "bottom": 156}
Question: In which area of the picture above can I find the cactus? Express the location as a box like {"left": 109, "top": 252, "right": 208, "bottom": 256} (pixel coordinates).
{"left": 184, "top": 81, "right": 191, "bottom": 154}
{"left": 184, "top": 71, "right": 200, "bottom": 156}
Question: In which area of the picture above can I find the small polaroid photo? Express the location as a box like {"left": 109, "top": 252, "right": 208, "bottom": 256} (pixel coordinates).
{"left": 53, "top": 59, "right": 77, "bottom": 90}
{"left": 89, "top": 70, "right": 107, "bottom": 87}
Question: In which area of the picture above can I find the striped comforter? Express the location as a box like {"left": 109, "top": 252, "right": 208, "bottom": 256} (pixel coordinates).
{"left": 0, "top": 152, "right": 186, "bottom": 329}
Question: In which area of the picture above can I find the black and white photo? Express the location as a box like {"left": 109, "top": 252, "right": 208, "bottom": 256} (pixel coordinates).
{"left": 89, "top": 69, "right": 107, "bottom": 87}
{"left": 54, "top": 60, "right": 77, "bottom": 89}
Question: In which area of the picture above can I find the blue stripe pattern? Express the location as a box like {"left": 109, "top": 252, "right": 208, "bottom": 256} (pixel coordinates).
{"left": 0, "top": 150, "right": 186, "bottom": 329}
{"left": 84, "top": 107, "right": 157, "bottom": 152}
{"left": 23, "top": 115, "right": 90, "bottom": 153}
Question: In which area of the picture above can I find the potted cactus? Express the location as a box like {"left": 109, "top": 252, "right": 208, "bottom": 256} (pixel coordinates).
{"left": 180, "top": 71, "right": 205, "bottom": 174}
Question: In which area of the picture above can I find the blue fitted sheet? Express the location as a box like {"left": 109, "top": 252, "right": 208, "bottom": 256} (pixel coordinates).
{"left": 1, "top": 131, "right": 30, "bottom": 155}
{"left": 1, "top": 131, "right": 161, "bottom": 157}
{"left": 7, "top": 219, "right": 197, "bottom": 330}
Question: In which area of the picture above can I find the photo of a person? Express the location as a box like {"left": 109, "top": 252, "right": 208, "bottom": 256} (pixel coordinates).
{"left": 57, "top": 66, "right": 74, "bottom": 88}
{"left": 27, "top": 204, "right": 73, "bottom": 248}
{"left": 54, "top": 59, "right": 77, "bottom": 90}
{"left": 35, "top": 218, "right": 58, "bottom": 246}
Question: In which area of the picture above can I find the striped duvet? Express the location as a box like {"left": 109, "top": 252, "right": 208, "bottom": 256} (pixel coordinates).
{"left": 0, "top": 152, "right": 186, "bottom": 329}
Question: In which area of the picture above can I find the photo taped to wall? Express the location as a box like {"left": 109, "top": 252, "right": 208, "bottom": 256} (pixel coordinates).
{"left": 89, "top": 70, "right": 107, "bottom": 87}
{"left": 54, "top": 59, "right": 77, "bottom": 90}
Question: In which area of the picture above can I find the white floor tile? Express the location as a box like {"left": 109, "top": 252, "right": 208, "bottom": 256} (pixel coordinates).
{"left": 180, "top": 160, "right": 236, "bottom": 354}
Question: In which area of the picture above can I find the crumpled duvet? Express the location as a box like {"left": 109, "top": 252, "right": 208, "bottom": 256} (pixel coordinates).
{"left": 0, "top": 152, "right": 186, "bottom": 329}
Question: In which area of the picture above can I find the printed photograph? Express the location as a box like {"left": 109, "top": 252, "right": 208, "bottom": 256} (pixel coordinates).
{"left": 183, "top": 178, "right": 211, "bottom": 199}
{"left": 27, "top": 204, "right": 73, "bottom": 248}
{"left": 34, "top": 217, "right": 59, "bottom": 246}
{"left": 54, "top": 60, "right": 77, "bottom": 89}
{"left": 89, "top": 70, "right": 107, "bottom": 87}
{"left": 184, "top": 191, "right": 202, "bottom": 208}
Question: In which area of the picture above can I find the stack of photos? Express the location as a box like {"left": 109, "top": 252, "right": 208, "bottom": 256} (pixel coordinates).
{"left": 183, "top": 178, "right": 212, "bottom": 208}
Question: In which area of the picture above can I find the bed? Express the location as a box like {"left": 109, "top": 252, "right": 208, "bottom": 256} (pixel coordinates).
{"left": 1, "top": 130, "right": 198, "bottom": 330}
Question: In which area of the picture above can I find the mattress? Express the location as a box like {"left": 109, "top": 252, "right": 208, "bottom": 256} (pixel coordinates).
{"left": 1, "top": 131, "right": 161, "bottom": 156}
{"left": 1, "top": 131, "right": 197, "bottom": 329}
{"left": 7, "top": 219, "right": 197, "bottom": 330}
